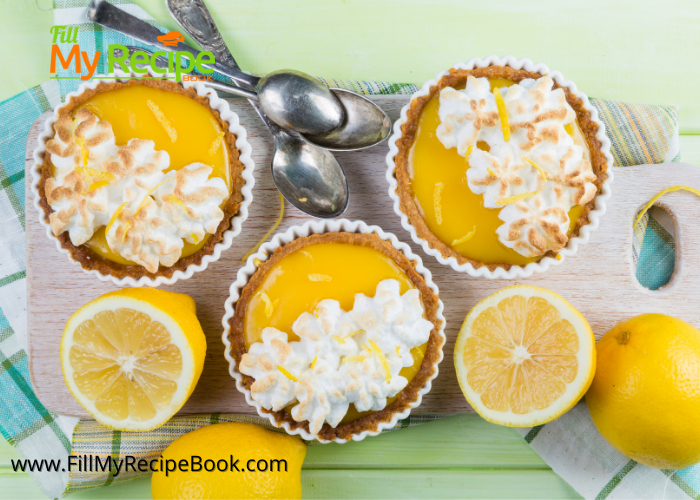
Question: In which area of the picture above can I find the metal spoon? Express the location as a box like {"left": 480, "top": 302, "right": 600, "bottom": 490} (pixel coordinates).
{"left": 88, "top": 0, "right": 344, "bottom": 136}
{"left": 120, "top": 45, "right": 390, "bottom": 152}
{"left": 162, "top": 0, "right": 349, "bottom": 218}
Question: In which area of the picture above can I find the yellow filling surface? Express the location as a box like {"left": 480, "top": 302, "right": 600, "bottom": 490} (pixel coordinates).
{"left": 408, "top": 78, "right": 590, "bottom": 266}
{"left": 68, "top": 85, "right": 231, "bottom": 265}
{"left": 244, "top": 242, "right": 429, "bottom": 423}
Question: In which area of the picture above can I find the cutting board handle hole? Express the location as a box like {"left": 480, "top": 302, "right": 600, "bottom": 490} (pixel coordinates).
{"left": 631, "top": 202, "right": 676, "bottom": 292}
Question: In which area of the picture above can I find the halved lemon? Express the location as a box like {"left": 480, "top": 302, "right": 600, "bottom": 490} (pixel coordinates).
{"left": 454, "top": 285, "right": 596, "bottom": 427}
{"left": 60, "top": 288, "right": 206, "bottom": 431}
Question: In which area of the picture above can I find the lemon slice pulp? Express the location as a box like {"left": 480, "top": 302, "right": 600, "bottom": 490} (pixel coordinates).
{"left": 454, "top": 285, "right": 596, "bottom": 427}
{"left": 61, "top": 288, "right": 206, "bottom": 431}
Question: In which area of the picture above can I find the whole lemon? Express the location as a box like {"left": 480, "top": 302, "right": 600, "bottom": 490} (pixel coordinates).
{"left": 586, "top": 313, "right": 700, "bottom": 469}
{"left": 151, "top": 423, "right": 306, "bottom": 499}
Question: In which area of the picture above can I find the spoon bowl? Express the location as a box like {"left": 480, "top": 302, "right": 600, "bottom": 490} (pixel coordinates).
{"left": 258, "top": 69, "right": 345, "bottom": 136}
{"left": 271, "top": 131, "right": 349, "bottom": 218}
{"left": 304, "top": 89, "right": 392, "bottom": 151}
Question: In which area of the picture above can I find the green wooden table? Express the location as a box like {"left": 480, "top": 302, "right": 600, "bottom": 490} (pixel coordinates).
{"left": 2, "top": 0, "right": 699, "bottom": 498}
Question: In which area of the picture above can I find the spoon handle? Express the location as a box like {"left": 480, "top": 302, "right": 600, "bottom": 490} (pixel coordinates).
{"left": 87, "top": 0, "right": 260, "bottom": 88}
{"left": 164, "top": 0, "right": 280, "bottom": 130}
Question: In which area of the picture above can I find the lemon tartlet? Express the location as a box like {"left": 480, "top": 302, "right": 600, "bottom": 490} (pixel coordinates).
{"left": 387, "top": 56, "right": 613, "bottom": 277}
{"left": 223, "top": 220, "right": 446, "bottom": 443}
{"left": 32, "top": 72, "right": 254, "bottom": 285}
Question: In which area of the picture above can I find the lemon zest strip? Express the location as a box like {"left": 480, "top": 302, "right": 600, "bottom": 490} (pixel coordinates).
{"left": 523, "top": 157, "right": 548, "bottom": 181}
{"left": 277, "top": 365, "right": 297, "bottom": 382}
{"left": 256, "top": 291, "right": 275, "bottom": 318}
{"left": 105, "top": 202, "right": 127, "bottom": 238}
{"left": 634, "top": 186, "right": 700, "bottom": 227}
{"left": 368, "top": 339, "right": 391, "bottom": 383}
{"left": 494, "top": 87, "right": 510, "bottom": 142}
{"left": 165, "top": 194, "right": 186, "bottom": 208}
{"left": 452, "top": 226, "right": 476, "bottom": 247}
{"left": 190, "top": 233, "right": 199, "bottom": 244}
{"left": 76, "top": 166, "right": 115, "bottom": 182}
{"left": 434, "top": 182, "right": 444, "bottom": 225}
{"left": 332, "top": 335, "right": 346, "bottom": 345}
{"left": 147, "top": 99, "right": 177, "bottom": 142}
{"left": 87, "top": 180, "right": 110, "bottom": 193}
{"left": 242, "top": 193, "right": 284, "bottom": 262}
{"left": 344, "top": 329, "right": 365, "bottom": 339}
{"left": 496, "top": 191, "right": 537, "bottom": 206}
{"left": 342, "top": 355, "right": 367, "bottom": 365}
{"left": 311, "top": 356, "right": 317, "bottom": 369}
{"left": 465, "top": 144, "right": 474, "bottom": 165}
{"left": 308, "top": 274, "right": 332, "bottom": 282}
{"left": 208, "top": 131, "right": 226, "bottom": 157}
{"left": 396, "top": 346, "right": 402, "bottom": 358}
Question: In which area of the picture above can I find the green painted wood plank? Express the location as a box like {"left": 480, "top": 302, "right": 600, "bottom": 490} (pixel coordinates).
{"left": 1, "top": 469, "right": 582, "bottom": 500}
{"left": 680, "top": 135, "right": 700, "bottom": 167}
{"left": 304, "top": 414, "right": 548, "bottom": 469}
{"left": 302, "top": 469, "right": 580, "bottom": 499}
{"left": 0, "top": 473, "right": 48, "bottom": 500}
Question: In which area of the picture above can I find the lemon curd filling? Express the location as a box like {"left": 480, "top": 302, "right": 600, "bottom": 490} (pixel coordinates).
{"left": 244, "top": 242, "right": 429, "bottom": 423}
{"left": 409, "top": 78, "right": 590, "bottom": 266}
{"left": 62, "top": 84, "right": 231, "bottom": 265}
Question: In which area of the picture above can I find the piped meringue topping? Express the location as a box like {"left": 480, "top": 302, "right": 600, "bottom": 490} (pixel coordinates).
{"left": 437, "top": 75, "right": 597, "bottom": 258}
{"left": 44, "top": 109, "right": 228, "bottom": 272}
{"left": 239, "top": 279, "right": 434, "bottom": 434}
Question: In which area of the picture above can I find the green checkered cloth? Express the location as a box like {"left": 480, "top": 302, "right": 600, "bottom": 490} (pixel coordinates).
{"left": 0, "top": 1, "right": 686, "bottom": 498}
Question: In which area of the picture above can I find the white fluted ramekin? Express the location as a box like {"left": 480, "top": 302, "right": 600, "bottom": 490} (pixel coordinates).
{"left": 385, "top": 55, "right": 614, "bottom": 278}
{"left": 30, "top": 68, "right": 255, "bottom": 287}
{"left": 221, "top": 219, "right": 447, "bottom": 443}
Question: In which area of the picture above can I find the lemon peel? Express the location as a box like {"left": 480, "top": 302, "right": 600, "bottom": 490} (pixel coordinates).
{"left": 496, "top": 190, "right": 537, "bottom": 206}
{"left": 147, "top": 99, "right": 177, "bottom": 142}
{"left": 242, "top": 193, "right": 284, "bottom": 262}
{"left": 634, "top": 186, "right": 700, "bottom": 227}
{"left": 104, "top": 202, "right": 127, "bottom": 239}
{"left": 308, "top": 274, "right": 332, "bottom": 282}
{"left": 87, "top": 180, "right": 110, "bottom": 193}
{"left": 332, "top": 335, "right": 346, "bottom": 345}
{"left": 165, "top": 194, "right": 186, "bottom": 208}
{"left": 76, "top": 166, "right": 115, "bottom": 182}
{"left": 190, "top": 233, "right": 199, "bottom": 244}
{"left": 344, "top": 329, "right": 365, "bottom": 339}
{"left": 369, "top": 339, "right": 391, "bottom": 383}
{"left": 465, "top": 144, "right": 474, "bottom": 165}
{"left": 523, "top": 157, "right": 548, "bottom": 181}
{"left": 434, "top": 182, "right": 444, "bottom": 225}
{"left": 208, "top": 131, "right": 226, "bottom": 156}
{"left": 277, "top": 365, "right": 297, "bottom": 382}
{"left": 257, "top": 291, "right": 275, "bottom": 318}
{"left": 494, "top": 88, "right": 510, "bottom": 142}
{"left": 310, "top": 356, "right": 317, "bottom": 370}
{"left": 342, "top": 355, "right": 367, "bottom": 365}
{"left": 452, "top": 226, "right": 476, "bottom": 247}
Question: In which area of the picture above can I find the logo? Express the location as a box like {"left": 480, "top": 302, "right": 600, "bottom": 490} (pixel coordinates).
{"left": 157, "top": 31, "right": 185, "bottom": 47}
{"left": 49, "top": 25, "right": 215, "bottom": 81}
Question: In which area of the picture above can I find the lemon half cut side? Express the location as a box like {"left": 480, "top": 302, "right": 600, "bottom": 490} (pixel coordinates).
{"left": 60, "top": 288, "right": 206, "bottom": 431}
{"left": 454, "top": 285, "right": 596, "bottom": 428}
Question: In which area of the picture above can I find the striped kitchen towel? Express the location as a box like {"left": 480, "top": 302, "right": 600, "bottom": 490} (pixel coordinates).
{"left": 0, "top": 0, "right": 685, "bottom": 498}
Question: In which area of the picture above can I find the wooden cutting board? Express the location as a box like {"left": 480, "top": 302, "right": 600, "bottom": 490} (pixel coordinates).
{"left": 25, "top": 95, "right": 700, "bottom": 418}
